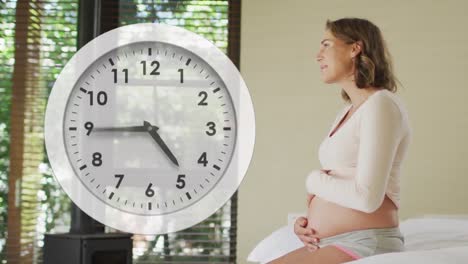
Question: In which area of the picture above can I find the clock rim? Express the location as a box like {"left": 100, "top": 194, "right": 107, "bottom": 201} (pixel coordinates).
{"left": 44, "top": 22, "right": 255, "bottom": 235}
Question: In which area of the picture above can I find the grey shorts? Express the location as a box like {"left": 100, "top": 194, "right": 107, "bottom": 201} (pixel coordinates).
{"left": 318, "top": 227, "right": 405, "bottom": 260}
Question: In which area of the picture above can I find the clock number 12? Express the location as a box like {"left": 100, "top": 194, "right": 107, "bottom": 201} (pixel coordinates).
{"left": 140, "top": 61, "right": 160, "bottom": 76}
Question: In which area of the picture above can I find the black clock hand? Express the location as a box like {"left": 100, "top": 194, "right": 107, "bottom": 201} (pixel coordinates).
{"left": 94, "top": 125, "right": 150, "bottom": 132}
{"left": 143, "top": 121, "right": 179, "bottom": 167}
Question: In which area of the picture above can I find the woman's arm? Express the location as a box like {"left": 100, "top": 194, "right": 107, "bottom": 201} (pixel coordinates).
{"left": 305, "top": 95, "right": 404, "bottom": 213}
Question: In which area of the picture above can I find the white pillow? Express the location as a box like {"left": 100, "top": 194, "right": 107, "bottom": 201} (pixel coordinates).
{"left": 247, "top": 224, "right": 303, "bottom": 263}
{"left": 399, "top": 216, "right": 468, "bottom": 250}
{"left": 247, "top": 215, "right": 468, "bottom": 263}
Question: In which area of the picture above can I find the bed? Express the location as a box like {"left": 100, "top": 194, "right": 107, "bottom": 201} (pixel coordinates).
{"left": 247, "top": 215, "right": 468, "bottom": 263}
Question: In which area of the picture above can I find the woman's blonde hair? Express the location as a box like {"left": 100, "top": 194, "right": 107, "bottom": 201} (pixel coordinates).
{"left": 325, "top": 18, "right": 402, "bottom": 103}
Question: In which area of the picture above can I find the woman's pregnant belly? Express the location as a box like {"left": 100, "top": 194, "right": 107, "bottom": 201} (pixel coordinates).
{"left": 306, "top": 195, "right": 399, "bottom": 238}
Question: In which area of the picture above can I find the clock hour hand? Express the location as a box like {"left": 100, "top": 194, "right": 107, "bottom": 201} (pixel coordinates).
{"left": 143, "top": 121, "right": 179, "bottom": 167}
{"left": 94, "top": 125, "right": 149, "bottom": 132}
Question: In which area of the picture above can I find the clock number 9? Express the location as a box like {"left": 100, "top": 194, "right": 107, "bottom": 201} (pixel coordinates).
{"left": 92, "top": 152, "right": 102, "bottom": 166}
{"left": 111, "top": 68, "right": 128, "bottom": 83}
{"left": 206, "top": 122, "right": 216, "bottom": 136}
{"left": 84, "top": 122, "right": 93, "bottom": 136}
{"left": 198, "top": 91, "right": 208, "bottom": 106}
{"left": 140, "top": 61, "right": 160, "bottom": 76}
{"left": 145, "top": 183, "right": 155, "bottom": 197}
{"left": 176, "top": 174, "right": 186, "bottom": 189}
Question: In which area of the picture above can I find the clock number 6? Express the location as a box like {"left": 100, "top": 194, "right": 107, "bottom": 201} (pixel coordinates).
{"left": 111, "top": 68, "right": 128, "bottom": 83}
{"left": 176, "top": 174, "right": 186, "bottom": 189}
{"left": 145, "top": 183, "right": 155, "bottom": 197}
{"left": 206, "top": 122, "right": 216, "bottom": 136}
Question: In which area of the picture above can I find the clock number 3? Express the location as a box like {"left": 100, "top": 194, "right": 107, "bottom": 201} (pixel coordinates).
{"left": 206, "top": 122, "right": 216, "bottom": 136}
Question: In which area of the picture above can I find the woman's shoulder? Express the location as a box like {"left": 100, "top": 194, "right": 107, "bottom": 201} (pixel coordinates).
{"left": 367, "top": 89, "right": 408, "bottom": 116}
{"left": 369, "top": 89, "right": 412, "bottom": 135}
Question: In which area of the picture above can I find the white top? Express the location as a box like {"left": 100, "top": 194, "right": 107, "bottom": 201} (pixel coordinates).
{"left": 305, "top": 89, "right": 412, "bottom": 213}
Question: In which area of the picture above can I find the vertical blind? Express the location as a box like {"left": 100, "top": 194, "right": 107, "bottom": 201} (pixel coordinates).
{"left": 2, "top": 1, "right": 78, "bottom": 263}
{"left": 0, "top": 0, "right": 241, "bottom": 263}
{"left": 0, "top": 0, "right": 14, "bottom": 261}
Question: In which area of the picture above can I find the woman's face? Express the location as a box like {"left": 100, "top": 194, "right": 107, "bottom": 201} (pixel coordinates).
{"left": 316, "top": 30, "right": 355, "bottom": 84}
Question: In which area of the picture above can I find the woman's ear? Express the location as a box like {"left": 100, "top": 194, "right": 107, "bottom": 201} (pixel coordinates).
{"left": 351, "top": 41, "right": 363, "bottom": 58}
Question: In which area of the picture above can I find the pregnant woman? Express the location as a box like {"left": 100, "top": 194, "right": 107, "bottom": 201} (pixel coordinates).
{"left": 268, "top": 18, "right": 412, "bottom": 263}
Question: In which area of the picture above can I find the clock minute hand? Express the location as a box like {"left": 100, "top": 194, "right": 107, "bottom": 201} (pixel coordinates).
{"left": 143, "top": 121, "right": 179, "bottom": 167}
{"left": 94, "top": 125, "right": 148, "bottom": 132}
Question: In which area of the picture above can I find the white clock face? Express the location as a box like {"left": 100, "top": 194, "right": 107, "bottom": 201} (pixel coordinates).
{"left": 63, "top": 41, "right": 237, "bottom": 216}
{"left": 45, "top": 23, "right": 254, "bottom": 234}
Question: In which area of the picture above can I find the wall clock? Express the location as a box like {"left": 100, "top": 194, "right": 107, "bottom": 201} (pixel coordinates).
{"left": 44, "top": 23, "right": 255, "bottom": 234}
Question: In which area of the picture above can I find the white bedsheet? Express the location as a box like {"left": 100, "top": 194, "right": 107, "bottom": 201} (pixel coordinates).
{"left": 349, "top": 246, "right": 468, "bottom": 264}
{"left": 247, "top": 215, "right": 468, "bottom": 263}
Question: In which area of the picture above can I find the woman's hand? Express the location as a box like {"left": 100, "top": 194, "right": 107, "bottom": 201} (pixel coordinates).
{"left": 294, "top": 216, "right": 321, "bottom": 252}
{"left": 306, "top": 194, "right": 315, "bottom": 207}
{"left": 297, "top": 169, "right": 331, "bottom": 252}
